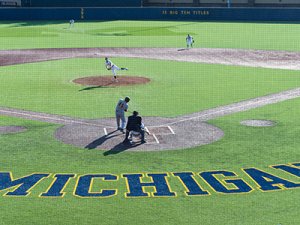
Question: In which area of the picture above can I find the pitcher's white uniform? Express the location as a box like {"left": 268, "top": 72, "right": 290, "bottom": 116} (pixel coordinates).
{"left": 186, "top": 34, "right": 194, "bottom": 48}
{"left": 105, "top": 58, "right": 120, "bottom": 76}
{"left": 105, "top": 57, "right": 128, "bottom": 81}
{"left": 115, "top": 97, "right": 130, "bottom": 131}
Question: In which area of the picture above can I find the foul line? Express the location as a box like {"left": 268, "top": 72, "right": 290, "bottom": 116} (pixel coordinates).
{"left": 1, "top": 88, "right": 300, "bottom": 130}
{"left": 0, "top": 108, "right": 115, "bottom": 128}
{"left": 157, "top": 89, "right": 300, "bottom": 127}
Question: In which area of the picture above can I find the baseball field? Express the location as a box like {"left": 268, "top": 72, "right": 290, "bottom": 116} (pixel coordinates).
{"left": 0, "top": 20, "right": 300, "bottom": 225}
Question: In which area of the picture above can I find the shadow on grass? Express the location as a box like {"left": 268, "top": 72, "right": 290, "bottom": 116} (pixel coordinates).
{"left": 79, "top": 85, "right": 115, "bottom": 91}
{"left": 6, "top": 21, "right": 68, "bottom": 27}
{"left": 103, "top": 142, "right": 143, "bottom": 156}
{"left": 127, "top": 22, "right": 196, "bottom": 34}
{"left": 89, "top": 22, "right": 197, "bottom": 37}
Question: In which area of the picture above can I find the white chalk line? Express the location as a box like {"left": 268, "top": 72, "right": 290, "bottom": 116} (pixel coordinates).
{"left": 0, "top": 108, "right": 115, "bottom": 128}
{"left": 103, "top": 128, "right": 108, "bottom": 136}
{"left": 168, "top": 126, "right": 175, "bottom": 135}
{"left": 156, "top": 90, "right": 300, "bottom": 127}
{"left": 145, "top": 126, "right": 150, "bottom": 135}
{"left": 1, "top": 88, "right": 300, "bottom": 131}
{"left": 152, "top": 134, "right": 160, "bottom": 144}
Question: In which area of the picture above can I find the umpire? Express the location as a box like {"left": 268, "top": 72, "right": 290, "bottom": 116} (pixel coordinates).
{"left": 123, "top": 111, "right": 146, "bottom": 144}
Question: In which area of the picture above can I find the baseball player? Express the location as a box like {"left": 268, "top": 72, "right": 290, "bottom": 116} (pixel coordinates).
{"left": 69, "top": 19, "right": 75, "bottom": 28}
{"left": 123, "top": 111, "right": 146, "bottom": 144}
{"left": 105, "top": 57, "right": 128, "bottom": 82}
{"left": 115, "top": 96, "right": 130, "bottom": 133}
{"left": 186, "top": 34, "right": 194, "bottom": 49}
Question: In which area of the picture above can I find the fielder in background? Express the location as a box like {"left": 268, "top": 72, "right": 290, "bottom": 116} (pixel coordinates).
{"left": 115, "top": 96, "right": 130, "bottom": 133}
{"left": 105, "top": 57, "right": 128, "bottom": 82}
{"left": 186, "top": 34, "right": 194, "bottom": 49}
{"left": 123, "top": 111, "right": 146, "bottom": 144}
{"left": 69, "top": 19, "right": 75, "bottom": 28}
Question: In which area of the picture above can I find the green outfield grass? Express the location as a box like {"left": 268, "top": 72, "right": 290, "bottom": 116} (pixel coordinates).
{"left": 0, "top": 21, "right": 300, "bottom": 225}
{"left": 1, "top": 20, "right": 300, "bottom": 51}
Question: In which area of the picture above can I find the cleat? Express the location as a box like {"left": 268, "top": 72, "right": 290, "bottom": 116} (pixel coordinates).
{"left": 119, "top": 128, "right": 125, "bottom": 134}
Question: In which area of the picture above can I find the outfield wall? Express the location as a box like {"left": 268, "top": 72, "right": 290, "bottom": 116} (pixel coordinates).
{"left": 1, "top": 7, "right": 300, "bottom": 21}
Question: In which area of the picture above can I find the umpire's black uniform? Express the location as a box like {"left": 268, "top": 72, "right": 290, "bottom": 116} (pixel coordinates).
{"left": 123, "top": 111, "right": 145, "bottom": 143}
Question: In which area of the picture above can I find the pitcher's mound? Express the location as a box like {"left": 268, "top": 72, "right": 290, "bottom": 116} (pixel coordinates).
{"left": 73, "top": 76, "right": 150, "bottom": 87}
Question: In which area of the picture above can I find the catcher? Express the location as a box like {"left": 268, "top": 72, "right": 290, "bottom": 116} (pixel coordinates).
{"left": 105, "top": 57, "right": 128, "bottom": 82}
{"left": 123, "top": 111, "right": 147, "bottom": 144}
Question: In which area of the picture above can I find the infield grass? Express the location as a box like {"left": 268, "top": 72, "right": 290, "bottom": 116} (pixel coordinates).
{"left": 1, "top": 58, "right": 300, "bottom": 118}
{"left": 0, "top": 20, "right": 300, "bottom": 225}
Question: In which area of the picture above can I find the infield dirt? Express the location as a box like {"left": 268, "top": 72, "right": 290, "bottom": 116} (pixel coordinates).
{"left": 1, "top": 47, "right": 300, "bottom": 70}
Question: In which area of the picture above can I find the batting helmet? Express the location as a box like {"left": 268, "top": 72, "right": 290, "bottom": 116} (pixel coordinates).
{"left": 125, "top": 96, "right": 130, "bottom": 102}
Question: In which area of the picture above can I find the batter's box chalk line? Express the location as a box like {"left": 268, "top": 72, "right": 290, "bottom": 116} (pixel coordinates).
{"left": 151, "top": 134, "right": 160, "bottom": 144}
{"left": 103, "top": 128, "right": 108, "bottom": 136}
{"left": 103, "top": 127, "right": 159, "bottom": 144}
{"left": 146, "top": 126, "right": 176, "bottom": 136}
{"left": 144, "top": 126, "right": 176, "bottom": 144}
{"left": 168, "top": 126, "right": 176, "bottom": 134}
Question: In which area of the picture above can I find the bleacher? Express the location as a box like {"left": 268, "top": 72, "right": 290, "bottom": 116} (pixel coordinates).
{"left": 143, "top": 0, "right": 300, "bottom": 7}
{"left": 2, "top": 0, "right": 300, "bottom": 8}
{"left": 9, "top": 0, "right": 142, "bottom": 7}
{"left": 0, "top": 0, "right": 21, "bottom": 7}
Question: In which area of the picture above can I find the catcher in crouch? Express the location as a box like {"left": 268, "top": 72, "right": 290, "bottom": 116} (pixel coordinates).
{"left": 105, "top": 57, "right": 128, "bottom": 82}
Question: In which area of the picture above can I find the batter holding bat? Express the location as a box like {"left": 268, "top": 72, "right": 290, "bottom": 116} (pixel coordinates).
{"left": 115, "top": 96, "right": 130, "bottom": 133}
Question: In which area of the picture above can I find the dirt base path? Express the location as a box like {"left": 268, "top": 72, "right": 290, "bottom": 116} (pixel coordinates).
{"left": 2, "top": 47, "right": 300, "bottom": 70}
